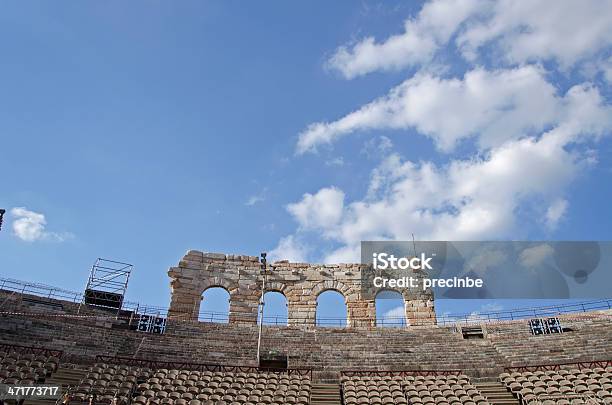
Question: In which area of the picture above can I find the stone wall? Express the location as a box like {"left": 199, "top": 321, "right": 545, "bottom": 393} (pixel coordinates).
{"left": 167, "top": 250, "right": 436, "bottom": 327}
{"left": 0, "top": 290, "right": 610, "bottom": 382}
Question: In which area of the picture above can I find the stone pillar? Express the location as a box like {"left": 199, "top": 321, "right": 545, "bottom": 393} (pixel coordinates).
{"left": 346, "top": 299, "right": 376, "bottom": 327}
{"left": 287, "top": 294, "right": 316, "bottom": 326}
{"left": 405, "top": 298, "right": 436, "bottom": 326}
{"left": 167, "top": 279, "right": 202, "bottom": 321}
{"left": 229, "top": 287, "right": 259, "bottom": 325}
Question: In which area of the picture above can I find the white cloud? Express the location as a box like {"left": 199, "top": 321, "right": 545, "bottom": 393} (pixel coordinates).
{"left": 10, "top": 207, "right": 72, "bottom": 242}
{"left": 245, "top": 188, "right": 268, "bottom": 206}
{"left": 361, "top": 136, "right": 394, "bottom": 158}
{"left": 463, "top": 248, "right": 507, "bottom": 277}
{"left": 297, "top": 66, "right": 608, "bottom": 154}
{"left": 287, "top": 0, "right": 612, "bottom": 263}
{"left": 325, "top": 157, "right": 345, "bottom": 167}
{"left": 268, "top": 235, "right": 308, "bottom": 263}
{"left": 451, "top": 302, "right": 504, "bottom": 324}
{"left": 457, "top": 0, "right": 612, "bottom": 69}
{"left": 328, "top": 0, "right": 612, "bottom": 78}
{"left": 287, "top": 101, "right": 610, "bottom": 263}
{"left": 245, "top": 195, "right": 265, "bottom": 206}
{"left": 519, "top": 244, "right": 554, "bottom": 269}
{"left": 327, "top": 0, "right": 485, "bottom": 79}
{"left": 382, "top": 305, "right": 405, "bottom": 320}
{"left": 286, "top": 187, "right": 345, "bottom": 232}
{"left": 544, "top": 199, "right": 568, "bottom": 230}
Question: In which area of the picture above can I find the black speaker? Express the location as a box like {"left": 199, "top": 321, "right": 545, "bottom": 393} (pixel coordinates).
{"left": 84, "top": 289, "right": 124, "bottom": 309}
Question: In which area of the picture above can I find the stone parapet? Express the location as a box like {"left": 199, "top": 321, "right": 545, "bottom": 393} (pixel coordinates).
{"left": 167, "top": 250, "right": 436, "bottom": 327}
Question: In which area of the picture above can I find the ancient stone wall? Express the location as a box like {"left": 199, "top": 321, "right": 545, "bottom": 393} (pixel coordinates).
{"left": 167, "top": 250, "right": 436, "bottom": 327}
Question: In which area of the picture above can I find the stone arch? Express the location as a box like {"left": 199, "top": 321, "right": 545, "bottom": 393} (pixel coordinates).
{"left": 375, "top": 289, "right": 407, "bottom": 327}
{"left": 200, "top": 286, "right": 230, "bottom": 323}
{"left": 315, "top": 289, "right": 348, "bottom": 327}
{"left": 258, "top": 290, "right": 288, "bottom": 326}
{"left": 167, "top": 251, "right": 436, "bottom": 327}
{"left": 310, "top": 280, "right": 353, "bottom": 299}
{"left": 198, "top": 275, "right": 237, "bottom": 296}
{"left": 265, "top": 281, "right": 288, "bottom": 296}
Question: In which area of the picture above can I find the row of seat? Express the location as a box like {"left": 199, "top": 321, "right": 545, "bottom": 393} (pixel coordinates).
{"left": 0, "top": 349, "right": 59, "bottom": 385}
{"left": 341, "top": 374, "right": 491, "bottom": 405}
{"left": 70, "top": 362, "right": 311, "bottom": 405}
{"left": 71, "top": 362, "right": 154, "bottom": 404}
{"left": 136, "top": 369, "right": 311, "bottom": 405}
{"left": 500, "top": 367, "right": 612, "bottom": 404}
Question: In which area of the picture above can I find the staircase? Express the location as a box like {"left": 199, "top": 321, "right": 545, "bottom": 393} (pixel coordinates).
{"left": 310, "top": 383, "right": 342, "bottom": 405}
{"left": 475, "top": 381, "right": 520, "bottom": 405}
{"left": 26, "top": 367, "right": 87, "bottom": 405}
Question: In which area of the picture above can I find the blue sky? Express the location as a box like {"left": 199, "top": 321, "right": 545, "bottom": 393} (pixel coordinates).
{"left": 1, "top": 1, "right": 611, "bottom": 323}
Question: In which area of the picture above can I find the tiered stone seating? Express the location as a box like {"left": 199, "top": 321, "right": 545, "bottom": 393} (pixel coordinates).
{"left": 69, "top": 362, "right": 152, "bottom": 404}
{"left": 132, "top": 369, "right": 311, "bottom": 405}
{"left": 342, "top": 375, "right": 407, "bottom": 404}
{"left": 341, "top": 374, "right": 490, "bottom": 405}
{"left": 500, "top": 366, "right": 612, "bottom": 404}
{"left": 1, "top": 288, "right": 611, "bottom": 385}
{"left": 0, "top": 344, "right": 60, "bottom": 385}
{"left": 486, "top": 317, "right": 612, "bottom": 366}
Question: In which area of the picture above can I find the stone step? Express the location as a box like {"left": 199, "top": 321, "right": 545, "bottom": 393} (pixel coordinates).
{"left": 474, "top": 382, "right": 520, "bottom": 405}
{"left": 310, "top": 383, "right": 342, "bottom": 405}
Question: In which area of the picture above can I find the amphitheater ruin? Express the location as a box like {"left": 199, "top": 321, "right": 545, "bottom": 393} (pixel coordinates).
{"left": 167, "top": 250, "right": 435, "bottom": 327}
{"left": 0, "top": 249, "right": 610, "bottom": 405}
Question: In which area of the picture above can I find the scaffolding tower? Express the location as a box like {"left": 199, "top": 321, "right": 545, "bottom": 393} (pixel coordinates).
{"left": 80, "top": 258, "right": 133, "bottom": 314}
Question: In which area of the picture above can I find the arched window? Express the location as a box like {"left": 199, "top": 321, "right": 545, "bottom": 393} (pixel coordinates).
{"left": 199, "top": 287, "right": 230, "bottom": 323}
{"left": 316, "top": 290, "right": 347, "bottom": 327}
{"left": 258, "top": 291, "right": 288, "bottom": 326}
{"left": 375, "top": 290, "right": 406, "bottom": 327}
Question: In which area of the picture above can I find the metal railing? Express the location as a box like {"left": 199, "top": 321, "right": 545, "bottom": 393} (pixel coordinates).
{"left": 505, "top": 359, "right": 612, "bottom": 373}
{"left": 95, "top": 355, "right": 312, "bottom": 377}
{"left": 0, "top": 342, "right": 63, "bottom": 358}
{"left": 1, "top": 276, "right": 611, "bottom": 328}
{"left": 341, "top": 369, "right": 463, "bottom": 377}
{"left": 0, "top": 278, "right": 82, "bottom": 303}
{"left": 437, "top": 299, "right": 612, "bottom": 326}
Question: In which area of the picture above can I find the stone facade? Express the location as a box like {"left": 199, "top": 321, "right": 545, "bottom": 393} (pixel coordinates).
{"left": 167, "top": 250, "right": 436, "bottom": 327}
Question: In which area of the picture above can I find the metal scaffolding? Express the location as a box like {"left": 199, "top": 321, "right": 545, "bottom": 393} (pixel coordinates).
{"left": 79, "top": 258, "right": 133, "bottom": 314}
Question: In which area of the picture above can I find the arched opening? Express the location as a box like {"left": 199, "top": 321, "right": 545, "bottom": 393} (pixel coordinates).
{"left": 199, "top": 286, "right": 230, "bottom": 323}
{"left": 375, "top": 290, "right": 406, "bottom": 327}
{"left": 316, "top": 290, "right": 347, "bottom": 327}
{"left": 258, "top": 291, "right": 288, "bottom": 326}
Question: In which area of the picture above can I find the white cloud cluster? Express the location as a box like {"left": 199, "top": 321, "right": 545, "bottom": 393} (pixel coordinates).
{"left": 298, "top": 66, "right": 564, "bottom": 153}
{"left": 285, "top": 86, "right": 611, "bottom": 262}
{"left": 328, "top": 0, "right": 484, "bottom": 79}
{"left": 268, "top": 235, "right": 308, "bottom": 263}
{"left": 328, "top": 0, "right": 612, "bottom": 79}
{"left": 456, "top": 0, "right": 612, "bottom": 68}
{"left": 286, "top": 187, "right": 345, "bottom": 232}
{"left": 278, "top": 0, "right": 612, "bottom": 263}
{"left": 11, "top": 207, "right": 72, "bottom": 242}
{"left": 545, "top": 199, "right": 568, "bottom": 230}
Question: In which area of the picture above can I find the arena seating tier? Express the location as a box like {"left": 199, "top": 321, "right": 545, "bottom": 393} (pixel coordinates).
{"left": 0, "top": 344, "right": 60, "bottom": 385}
{"left": 341, "top": 373, "right": 492, "bottom": 405}
{"left": 500, "top": 366, "right": 612, "bottom": 404}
